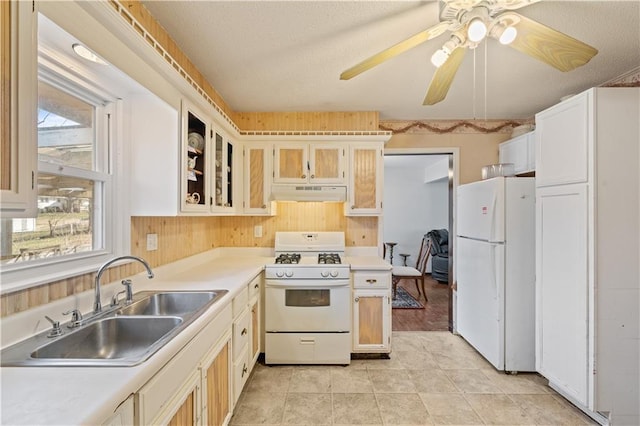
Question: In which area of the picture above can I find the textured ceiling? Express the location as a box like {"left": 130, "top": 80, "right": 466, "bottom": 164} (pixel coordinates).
{"left": 142, "top": 1, "right": 640, "bottom": 120}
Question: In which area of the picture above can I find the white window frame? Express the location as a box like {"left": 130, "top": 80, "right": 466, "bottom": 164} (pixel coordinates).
{"left": 0, "top": 42, "right": 129, "bottom": 295}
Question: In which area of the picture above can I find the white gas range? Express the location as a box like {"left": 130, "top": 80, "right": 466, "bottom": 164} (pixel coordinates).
{"left": 264, "top": 232, "right": 351, "bottom": 365}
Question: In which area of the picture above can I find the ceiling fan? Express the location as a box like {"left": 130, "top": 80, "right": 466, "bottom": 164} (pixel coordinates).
{"left": 340, "top": 0, "right": 598, "bottom": 105}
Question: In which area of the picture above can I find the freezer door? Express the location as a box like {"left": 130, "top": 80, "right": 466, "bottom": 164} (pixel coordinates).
{"left": 456, "top": 237, "right": 505, "bottom": 370}
{"left": 457, "top": 178, "right": 505, "bottom": 242}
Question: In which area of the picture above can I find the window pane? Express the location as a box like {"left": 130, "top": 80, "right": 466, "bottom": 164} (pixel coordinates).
{"left": 38, "top": 81, "right": 95, "bottom": 171}
{"left": 0, "top": 173, "right": 96, "bottom": 265}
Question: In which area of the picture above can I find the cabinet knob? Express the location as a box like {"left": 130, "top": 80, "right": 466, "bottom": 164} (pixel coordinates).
{"left": 254, "top": 283, "right": 259, "bottom": 289}
{"left": 310, "top": 174, "right": 315, "bottom": 179}
{"left": 301, "top": 174, "right": 306, "bottom": 179}
{"left": 354, "top": 297, "right": 359, "bottom": 303}
{"left": 242, "top": 364, "right": 248, "bottom": 376}
{"left": 241, "top": 327, "right": 248, "bottom": 336}
{"left": 261, "top": 204, "right": 266, "bottom": 209}
{"left": 351, "top": 205, "right": 355, "bottom": 209}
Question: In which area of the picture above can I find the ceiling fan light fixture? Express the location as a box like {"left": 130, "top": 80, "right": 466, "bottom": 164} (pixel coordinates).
{"left": 467, "top": 18, "right": 487, "bottom": 42}
{"left": 431, "top": 48, "right": 450, "bottom": 68}
{"left": 498, "top": 25, "right": 517, "bottom": 45}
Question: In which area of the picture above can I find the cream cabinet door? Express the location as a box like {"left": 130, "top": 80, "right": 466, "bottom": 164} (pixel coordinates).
{"left": 309, "top": 144, "right": 345, "bottom": 184}
{"left": 352, "top": 289, "right": 391, "bottom": 352}
{"left": 201, "top": 336, "right": 232, "bottom": 426}
{"left": 499, "top": 133, "right": 529, "bottom": 174}
{"left": 243, "top": 144, "right": 273, "bottom": 215}
{"left": 346, "top": 144, "right": 383, "bottom": 215}
{"left": 1, "top": 1, "right": 37, "bottom": 218}
{"left": 536, "top": 183, "right": 589, "bottom": 406}
{"left": 273, "top": 143, "right": 307, "bottom": 183}
{"left": 535, "top": 92, "right": 590, "bottom": 187}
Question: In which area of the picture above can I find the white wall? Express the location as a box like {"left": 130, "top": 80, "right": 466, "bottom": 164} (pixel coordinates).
{"left": 383, "top": 155, "right": 449, "bottom": 271}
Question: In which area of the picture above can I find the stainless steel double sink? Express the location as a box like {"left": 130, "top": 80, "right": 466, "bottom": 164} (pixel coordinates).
{"left": 1, "top": 290, "right": 228, "bottom": 367}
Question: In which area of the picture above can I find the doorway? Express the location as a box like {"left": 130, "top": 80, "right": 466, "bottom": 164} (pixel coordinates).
{"left": 383, "top": 151, "right": 456, "bottom": 332}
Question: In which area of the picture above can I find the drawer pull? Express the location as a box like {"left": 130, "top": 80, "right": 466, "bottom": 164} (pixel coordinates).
{"left": 242, "top": 364, "right": 248, "bottom": 377}
{"left": 241, "top": 327, "right": 248, "bottom": 336}
{"left": 366, "top": 279, "right": 377, "bottom": 284}
{"left": 254, "top": 283, "right": 259, "bottom": 289}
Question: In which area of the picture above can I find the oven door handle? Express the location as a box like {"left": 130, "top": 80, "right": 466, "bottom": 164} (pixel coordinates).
{"left": 265, "top": 280, "right": 350, "bottom": 288}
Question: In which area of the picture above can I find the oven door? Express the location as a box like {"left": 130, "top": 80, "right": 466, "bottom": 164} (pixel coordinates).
{"left": 265, "top": 279, "right": 350, "bottom": 332}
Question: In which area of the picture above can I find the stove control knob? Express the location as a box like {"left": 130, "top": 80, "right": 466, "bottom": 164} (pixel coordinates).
{"left": 285, "top": 270, "right": 294, "bottom": 278}
{"left": 276, "top": 270, "right": 284, "bottom": 278}
{"left": 330, "top": 270, "right": 339, "bottom": 278}
{"left": 321, "top": 270, "right": 330, "bottom": 278}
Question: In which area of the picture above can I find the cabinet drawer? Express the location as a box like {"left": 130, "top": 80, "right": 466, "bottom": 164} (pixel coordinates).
{"left": 232, "top": 308, "right": 250, "bottom": 359}
{"left": 232, "top": 287, "right": 248, "bottom": 318}
{"left": 248, "top": 274, "right": 261, "bottom": 300}
{"left": 353, "top": 271, "right": 391, "bottom": 289}
{"left": 232, "top": 345, "right": 250, "bottom": 405}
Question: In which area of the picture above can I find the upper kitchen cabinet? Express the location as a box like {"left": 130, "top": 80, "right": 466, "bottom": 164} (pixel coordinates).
{"left": 1, "top": 1, "right": 37, "bottom": 218}
{"left": 243, "top": 143, "right": 274, "bottom": 215}
{"left": 346, "top": 143, "right": 383, "bottom": 215}
{"left": 273, "top": 143, "right": 345, "bottom": 184}
{"left": 182, "top": 103, "right": 211, "bottom": 213}
{"left": 498, "top": 131, "right": 535, "bottom": 175}
{"left": 211, "top": 129, "right": 240, "bottom": 214}
{"left": 535, "top": 92, "right": 589, "bottom": 187}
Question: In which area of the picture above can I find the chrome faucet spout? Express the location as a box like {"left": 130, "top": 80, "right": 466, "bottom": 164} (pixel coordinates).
{"left": 94, "top": 256, "right": 154, "bottom": 313}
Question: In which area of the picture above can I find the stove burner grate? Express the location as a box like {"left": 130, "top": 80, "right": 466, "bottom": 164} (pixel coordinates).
{"left": 318, "top": 253, "right": 341, "bottom": 264}
{"left": 275, "top": 253, "right": 301, "bottom": 264}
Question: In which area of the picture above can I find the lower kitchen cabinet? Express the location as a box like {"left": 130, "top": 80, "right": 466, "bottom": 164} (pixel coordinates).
{"left": 231, "top": 273, "right": 262, "bottom": 405}
{"left": 135, "top": 304, "right": 232, "bottom": 425}
{"left": 352, "top": 271, "right": 391, "bottom": 353}
{"left": 202, "top": 339, "right": 232, "bottom": 426}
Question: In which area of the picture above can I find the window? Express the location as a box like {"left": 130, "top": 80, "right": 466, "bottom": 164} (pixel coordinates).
{"left": 0, "top": 13, "right": 129, "bottom": 292}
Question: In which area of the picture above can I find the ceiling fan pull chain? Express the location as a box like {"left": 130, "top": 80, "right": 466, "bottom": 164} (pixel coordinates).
{"left": 484, "top": 38, "right": 488, "bottom": 123}
{"left": 472, "top": 47, "right": 477, "bottom": 120}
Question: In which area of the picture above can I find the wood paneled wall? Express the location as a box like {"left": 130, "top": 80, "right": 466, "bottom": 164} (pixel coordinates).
{"left": 1, "top": 205, "right": 377, "bottom": 317}
{"left": 234, "top": 111, "right": 379, "bottom": 132}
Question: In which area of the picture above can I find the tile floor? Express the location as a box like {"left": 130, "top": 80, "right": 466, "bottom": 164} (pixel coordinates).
{"left": 231, "top": 331, "right": 598, "bottom": 425}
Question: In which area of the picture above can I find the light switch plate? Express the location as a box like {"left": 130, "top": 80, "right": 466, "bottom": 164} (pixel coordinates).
{"left": 254, "top": 225, "right": 263, "bottom": 238}
{"left": 146, "top": 233, "right": 158, "bottom": 251}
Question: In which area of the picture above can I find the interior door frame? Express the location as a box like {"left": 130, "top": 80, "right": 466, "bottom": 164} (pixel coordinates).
{"left": 382, "top": 147, "right": 459, "bottom": 332}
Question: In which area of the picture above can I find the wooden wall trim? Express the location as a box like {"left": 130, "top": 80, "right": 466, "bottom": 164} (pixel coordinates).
{"left": 1, "top": 1, "right": 11, "bottom": 190}
{"left": 111, "top": 0, "right": 239, "bottom": 132}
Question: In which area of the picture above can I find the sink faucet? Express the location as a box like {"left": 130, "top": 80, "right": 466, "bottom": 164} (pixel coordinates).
{"left": 94, "top": 256, "right": 154, "bottom": 313}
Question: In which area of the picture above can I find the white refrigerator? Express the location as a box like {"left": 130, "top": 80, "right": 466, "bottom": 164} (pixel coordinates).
{"left": 456, "top": 176, "right": 535, "bottom": 372}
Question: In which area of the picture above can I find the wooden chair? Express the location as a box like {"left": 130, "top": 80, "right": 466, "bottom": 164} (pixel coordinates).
{"left": 389, "top": 234, "right": 432, "bottom": 302}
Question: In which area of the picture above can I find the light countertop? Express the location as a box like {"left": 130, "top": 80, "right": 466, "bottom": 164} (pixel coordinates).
{"left": 0, "top": 249, "right": 388, "bottom": 425}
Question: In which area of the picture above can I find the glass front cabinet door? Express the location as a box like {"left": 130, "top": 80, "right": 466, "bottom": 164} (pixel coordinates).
{"left": 212, "top": 130, "right": 236, "bottom": 213}
{"left": 182, "top": 103, "right": 210, "bottom": 213}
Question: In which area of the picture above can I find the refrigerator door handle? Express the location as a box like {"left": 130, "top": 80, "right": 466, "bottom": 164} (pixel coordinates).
{"left": 489, "top": 188, "right": 499, "bottom": 242}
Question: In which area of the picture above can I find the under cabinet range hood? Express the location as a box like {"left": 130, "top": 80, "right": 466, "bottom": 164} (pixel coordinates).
{"left": 270, "top": 185, "right": 347, "bottom": 202}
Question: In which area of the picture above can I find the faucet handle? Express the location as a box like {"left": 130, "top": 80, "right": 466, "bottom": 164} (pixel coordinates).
{"left": 44, "top": 315, "right": 64, "bottom": 338}
{"left": 111, "top": 290, "right": 126, "bottom": 307}
{"left": 63, "top": 309, "right": 83, "bottom": 328}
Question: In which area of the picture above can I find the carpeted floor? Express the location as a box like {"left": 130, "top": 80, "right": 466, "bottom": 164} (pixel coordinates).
{"left": 392, "top": 275, "right": 449, "bottom": 331}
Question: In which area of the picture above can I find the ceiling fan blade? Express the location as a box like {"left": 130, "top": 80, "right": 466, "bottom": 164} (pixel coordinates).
{"left": 340, "top": 20, "right": 454, "bottom": 80}
{"left": 423, "top": 46, "right": 466, "bottom": 105}
{"left": 504, "top": 12, "right": 598, "bottom": 72}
